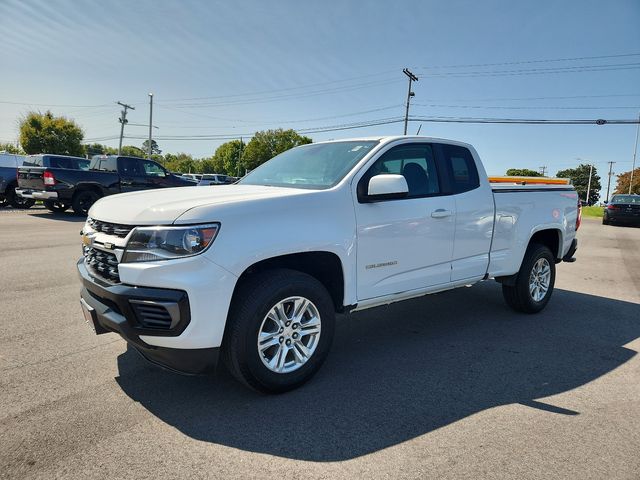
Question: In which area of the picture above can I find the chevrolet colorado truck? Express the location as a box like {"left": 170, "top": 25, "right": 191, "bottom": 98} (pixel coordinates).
{"left": 78, "top": 136, "right": 580, "bottom": 393}
{"left": 17, "top": 155, "right": 192, "bottom": 215}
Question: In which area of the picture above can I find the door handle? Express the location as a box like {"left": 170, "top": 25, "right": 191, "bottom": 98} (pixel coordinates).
{"left": 431, "top": 209, "right": 453, "bottom": 218}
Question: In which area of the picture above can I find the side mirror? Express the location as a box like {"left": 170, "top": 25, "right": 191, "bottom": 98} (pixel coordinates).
{"left": 366, "top": 174, "right": 409, "bottom": 201}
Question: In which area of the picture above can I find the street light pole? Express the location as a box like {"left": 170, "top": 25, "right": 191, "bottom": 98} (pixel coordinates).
{"left": 629, "top": 112, "right": 639, "bottom": 194}
{"left": 148, "top": 93, "right": 153, "bottom": 160}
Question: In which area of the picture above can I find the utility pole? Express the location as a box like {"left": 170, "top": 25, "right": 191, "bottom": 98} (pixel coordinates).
{"left": 629, "top": 112, "right": 639, "bottom": 194}
{"left": 117, "top": 101, "right": 135, "bottom": 155}
{"left": 237, "top": 137, "right": 244, "bottom": 177}
{"left": 539, "top": 166, "right": 547, "bottom": 176}
{"left": 606, "top": 161, "right": 615, "bottom": 203}
{"left": 585, "top": 163, "right": 594, "bottom": 205}
{"left": 148, "top": 93, "right": 153, "bottom": 159}
{"left": 402, "top": 68, "right": 418, "bottom": 135}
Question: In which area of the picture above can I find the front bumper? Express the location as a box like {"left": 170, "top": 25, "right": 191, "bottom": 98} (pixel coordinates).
{"left": 78, "top": 259, "right": 220, "bottom": 374}
{"left": 15, "top": 188, "right": 58, "bottom": 200}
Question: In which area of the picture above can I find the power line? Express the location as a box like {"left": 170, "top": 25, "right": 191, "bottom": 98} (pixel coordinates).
{"left": 416, "top": 62, "right": 640, "bottom": 78}
{"left": 422, "top": 52, "right": 640, "bottom": 69}
{"left": 412, "top": 103, "right": 640, "bottom": 110}
{"left": 99, "top": 115, "right": 640, "bottom": 142}
{"left": 0, "top": 100, "right": 112, "bottom": 107}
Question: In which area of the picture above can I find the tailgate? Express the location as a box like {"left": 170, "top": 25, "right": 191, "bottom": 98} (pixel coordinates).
{"left": 17, "top": 167, "right": 46, "bottom": 190}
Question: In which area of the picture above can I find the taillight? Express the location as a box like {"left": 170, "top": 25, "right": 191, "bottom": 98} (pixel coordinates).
{"left": 606, "top": 204, "right": 618, "bottom": 210}
{"left": 576, "top": 200, "right": 582, "bottom": 231}
{"left": 43, "top": 170, "right": 56, "bottom": 186}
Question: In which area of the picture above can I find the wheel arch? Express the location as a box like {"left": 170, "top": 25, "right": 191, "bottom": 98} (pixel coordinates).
{"left": 230, "top": 251, "right": 347, "bottom": 313}
{"left": 529, "top": 228, "right": 562, "bottom": 261}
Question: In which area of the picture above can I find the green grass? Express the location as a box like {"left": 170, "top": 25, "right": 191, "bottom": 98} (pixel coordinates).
{"left": 582, "top": 206, "right": 604, "bottom": 218}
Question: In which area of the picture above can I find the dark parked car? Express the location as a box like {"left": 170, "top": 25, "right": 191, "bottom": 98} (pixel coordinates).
{"left": 602, "top": 194, "right": 640, "bottom": 226}
{"left": 17, "top": 155, "right": 194, "bottom": 215}
{"left": 0, "top": 152, "right": 34, "bottom": 208}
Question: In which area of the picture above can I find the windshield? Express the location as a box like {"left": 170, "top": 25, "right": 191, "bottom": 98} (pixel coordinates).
{"left": 239, "top": 140, "right": 379, "bottom": 189}
{"left": 611, "top": 195, "right": 640, "bottom": 204}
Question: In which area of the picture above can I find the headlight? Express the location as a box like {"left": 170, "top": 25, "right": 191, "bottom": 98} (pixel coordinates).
{"left": 122, "top": 223, "right": 220, "bottom": 263}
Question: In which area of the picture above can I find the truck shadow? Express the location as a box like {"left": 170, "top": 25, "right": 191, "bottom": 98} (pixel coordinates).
{"left": 115, "top": 282, "right": 640, "bottom": 461}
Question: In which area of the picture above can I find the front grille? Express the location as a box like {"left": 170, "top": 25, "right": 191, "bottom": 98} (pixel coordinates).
{"left": 130, "top": 301, "right": 175, "bottom": 330}
{"left": 88, "top": 218, "right": 134, "bottom": 238}
{"left": 84, "top": 247, "right": 120, "bottom": 283}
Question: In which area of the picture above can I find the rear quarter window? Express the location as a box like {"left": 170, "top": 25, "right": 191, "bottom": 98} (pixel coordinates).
{"left": 440, "top": 144, "right": 480, "bottom": 194}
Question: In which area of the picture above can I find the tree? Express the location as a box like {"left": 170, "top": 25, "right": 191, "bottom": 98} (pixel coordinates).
{"left": 241, "top": 129, "right": 312, "bottom": 171}
{"left": 120, "top": 145, "right": 145, "bottom": 157}
{"left": 614, "top": 168, "right": 640, "bottom": 195}
{"left": 556, "top": 164, "right": 601, "bottom": 205}
{"left": 0, "top": 142, "right": 24, "bottom": 154}
{"left": 84, "top": 143, "right": 117, "bottom": 157}
{"left": 19, "top": 111, "right": 84, "bottom": 156}
{"left": 141, "top": 139, "right": 162, "bottom": 155}
{"left": 200, "top": 156, "right": 225, "bottom": 174}
{"left": 213, "top": 139, "right": 244, "bottom": 175}
{"left": 163, "top": 153, "right": 197, "bottom": 173}
{"left": 505, "top": 168, "right": 542, "bottom": 177}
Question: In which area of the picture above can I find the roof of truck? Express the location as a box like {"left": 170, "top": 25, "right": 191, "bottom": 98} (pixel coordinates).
{"left": 315, "top": 135, "right": 474, "bottom": 148}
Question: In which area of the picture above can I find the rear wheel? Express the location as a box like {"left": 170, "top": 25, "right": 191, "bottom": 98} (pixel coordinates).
{"left": 502, "top": 243, "right": 556, "bottom": 313}
{"left": 72, "top": 190, "right": 99, "bottom": 216}
{"left": 7, "top": 186, "right": 35, "bottom": 209}
{"left": 223, "top": 269, "right": 335, "bottom": 393}
{"left": 602, "top": 215, "right": 609, "bottom": 225}
{"left": 0, "top": 195, "right": 8, "bottom": 208}
{"left": 44, "top": 200, "right": 70, "bottom": 213}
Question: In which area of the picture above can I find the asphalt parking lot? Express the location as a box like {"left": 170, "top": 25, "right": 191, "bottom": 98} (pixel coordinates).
{"left": 1, "top": 208, "right": 639, "bottom": 479}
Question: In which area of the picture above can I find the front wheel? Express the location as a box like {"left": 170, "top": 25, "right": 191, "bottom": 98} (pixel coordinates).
{"left": 44, "top": 200, "right": 70, "bottom": 213}
{"left": 502, "top": 243, "right": 556, "bottom": 313}
{"left": 72, "top": 191, "right": 99, "bottom": 216}
{"left": 223, "top": 269, "right": 335, "bottom": 393}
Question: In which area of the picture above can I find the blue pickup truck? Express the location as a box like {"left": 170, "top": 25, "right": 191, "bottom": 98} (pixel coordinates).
{"left": 0, "top": 152, "right": 34, "bottom": 208}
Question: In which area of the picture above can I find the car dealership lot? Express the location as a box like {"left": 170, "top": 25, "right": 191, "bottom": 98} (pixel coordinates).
{"left": 1, "top": 211, "right": 639, "bottom": 479}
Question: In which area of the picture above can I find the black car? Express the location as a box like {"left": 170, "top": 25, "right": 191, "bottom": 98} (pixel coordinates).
{"left": 16, "top": 155, "right": 194, "bottom": 215}
{"left": 602, "top": 194, "right": 640, "bottom": 226}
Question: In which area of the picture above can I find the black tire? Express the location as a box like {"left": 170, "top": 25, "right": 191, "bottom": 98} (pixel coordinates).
{"left": 502, "top": 243, "right": 556, "bottom": 314}
{"left": 72, "top": 190, "right": 99, "bottom": 216}
{"left": 7, "top": 185, "right": 35, "bottom": 209}
{"left": 44, "top": 200, "right": 70, "bottom": 213}
{"left": 0, "top": 195, "right": 8, "bottom": 208}
{"left": 602, "top": 215, "right": 609, "bottom": 225}
{"left": 223, "top": 268, "right": 335, "bottom": 393}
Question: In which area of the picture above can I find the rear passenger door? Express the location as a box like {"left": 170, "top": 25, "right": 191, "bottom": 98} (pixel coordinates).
{"left": 118, "top": 158, "right": 153, "bottom": 191}
{"left": 354, "top": 142, "right": 456, "bottom": 300}
{"left": 436, "top": 143, "right": 494, "bottom": 282}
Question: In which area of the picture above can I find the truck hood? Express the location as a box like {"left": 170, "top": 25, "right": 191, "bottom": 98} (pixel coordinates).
{"left": 88, "top": 184, "right": 311, "bottom": 224}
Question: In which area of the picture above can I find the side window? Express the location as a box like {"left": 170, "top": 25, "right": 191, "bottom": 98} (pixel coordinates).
{"left": 360, "top": 144, "right": 439, "bottom": 199}
{"left": 120, "top": 158, "right": 141, "bottom": 175}
{"left": 141, "top": 160, "right": 166, "bottom": 177}
{"left": 440, "top": 144, "right": 479, "bottom": 194}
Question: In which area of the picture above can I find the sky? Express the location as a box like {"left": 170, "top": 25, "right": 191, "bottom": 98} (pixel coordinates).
{"left": 1, "top": 0, "right": 639, "bottom": 192}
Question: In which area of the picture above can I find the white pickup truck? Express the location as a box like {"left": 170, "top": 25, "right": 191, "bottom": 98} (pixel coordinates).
{"left": 78, "top": 136, "right": 580, "bottom": 392}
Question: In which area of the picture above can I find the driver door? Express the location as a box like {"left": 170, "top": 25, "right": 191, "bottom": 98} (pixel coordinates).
{"left": 354, "top": 143, "right": 456, "bottom": 300}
